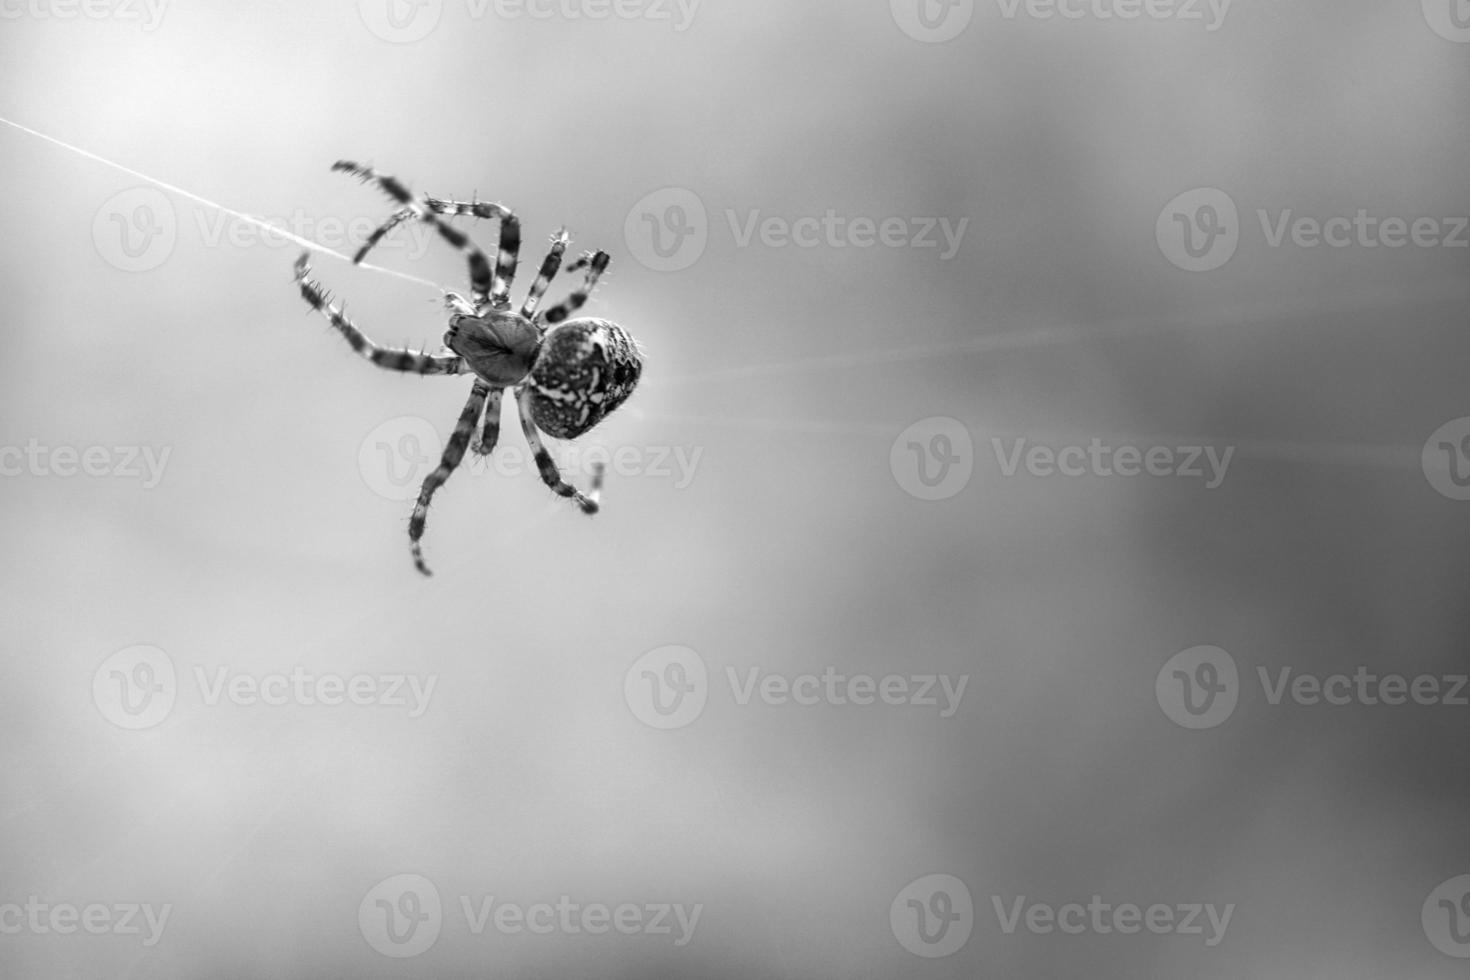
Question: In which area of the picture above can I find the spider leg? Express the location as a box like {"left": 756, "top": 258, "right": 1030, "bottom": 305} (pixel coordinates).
{"left": 293, "top": 254, "right": 465, "bottom": 375}
{"left": 424, "top": 196, "right": 521, "bottom": 307}
{"left": 515, "top": 387, "right": 600, "bottom": 514}
{"left": 520, "top": 229, "right": 570, "bottom": 320}
{"left": 332, "top": 161, "right": 496, "bottom": 307}
{"left": 409, "top": 381, "right": 491, "bottom": 576}
{"left": 471, "top": 385, "right": 505, "bottom": 456}
{"left": 352, "top": 205, "right": 417, "bottom": 264}
{"left": 538, "top": 250, "right": 611, "bottom": 327}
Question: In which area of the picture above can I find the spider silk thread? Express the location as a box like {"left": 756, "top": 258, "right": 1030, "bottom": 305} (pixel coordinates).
{"left": 0, "top": 113, "right": 442, "bottom": 291}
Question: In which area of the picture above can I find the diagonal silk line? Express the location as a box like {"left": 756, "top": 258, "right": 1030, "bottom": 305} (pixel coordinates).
{"left": 0, "top": 113, "right": 442, "bottom": 291}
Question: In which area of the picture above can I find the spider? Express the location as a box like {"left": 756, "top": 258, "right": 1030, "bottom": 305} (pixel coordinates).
{"left": 292, "top": 161, "right": 643, "bottom": 576}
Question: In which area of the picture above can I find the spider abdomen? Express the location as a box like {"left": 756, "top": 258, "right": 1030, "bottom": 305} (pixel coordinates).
{"left": 527, "top": 317, "right": 643, "bottom": 439}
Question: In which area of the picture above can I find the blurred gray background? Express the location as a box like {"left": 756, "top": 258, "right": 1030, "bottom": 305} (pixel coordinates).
{"left": 2, "top": 0, "right": 1469, "bottom": 976}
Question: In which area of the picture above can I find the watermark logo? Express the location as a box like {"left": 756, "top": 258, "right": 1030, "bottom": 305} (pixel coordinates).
{"left": 0, "top": 0, "right": 169, "bottom": 30}
{"left": 891, "top": 874, "right": 973, "bottom": 958}
{"left": 485, "top": 0, "right": 700, "bottom": 30}
{"left": 0, "top": 898, "right": 172, "bottom": 945}
{"left": 891, "top": 417, "right": 974, "bottom": 500}
{"left": 623, "top": 190, "right": 968, "bottom": 270}
{"left": 0, "top": 440, "right": 172, "bottom": 487}
{"left": 1257, "top": 209, "right": 1468, "bottom": 250}
{"left": 93, "top": 645, "right": 177, "bottom": 730}
{"left": 1422, "top": 418, "right": 1470, "bottom": 501}
{"left": 992, "top": 437, "right": 1233, "bottom": 488}
{"left": 460, "top": 895, "right": 702, "bottom": 944}
{"left": 994, "top": 0, "right": 1231, "bottom": 31}
{"left": 625, "top": 187, "right": 708, "bottom": 272}
{"left": 360, "top": 874, "right": 443, "bottom": 958}
{"left": 625, "top": 646, "right": 708, "bottom": 730}
{"left": 992, "top": 895, "right": 1233, "bottom": 945}
{"left": 1162, "top": 190, "right": 1468, "bottom": 271}
{"left": 1157, "top": 188, "right": 1239, "bottom": 272}
{"left": 194, "top": 207, "right": 436, "bottom": 260}
{"left": 94, "top": 647, "right": 438, "bottom": 728}
{"left": 193, "top": 667, "right": 437, "bottom": 716}
{"left": 1423, "top": 875, "right": 1470, "bottom": 957}
{"left": 93, "top": 187, "right": 176, "bottom": 273}
{"left": 1422, "top": 0, "right": 1470, "bottom": 42}
{"left": 726, "top": 210, "right": 967, "bottom": 259}
{"left": 358, "top": 0, "right": 442, "bottom": 40}
{"left": 891, "top": 0, "right": 974, "bottom": 42}
{"left": 727, "top": 667, "right": 967, "bottom": 716}
{"left": 359, "top": 416, "right": 704, "bottom": 500}
{"left": 1160, "top": 650, "right": 1468, "bottom": 726}
{"left": 1156, "top": 646, "right": 1238, "bottom": 729}
{"left": 1258, "top": 666, "right": 1469, "bottom": 707}
{"left": 360, "top": 416, "right": 443, "bottom": 502}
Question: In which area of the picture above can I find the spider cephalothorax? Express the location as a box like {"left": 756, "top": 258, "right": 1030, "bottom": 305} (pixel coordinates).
{"left": 291, "top": 160, "right": 644, "bottom": 576}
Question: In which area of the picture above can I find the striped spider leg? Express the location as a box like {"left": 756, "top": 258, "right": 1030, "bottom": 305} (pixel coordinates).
{"left": 334, "top": 161, "right": 521, "bottom": 310}
{"left": 408, "top": 380, "right": 491, "bottom": 576}
{"left": 293, "top": 254, "right": 465, "bottom": 376}
{"left": 292, "top": 162, "right": 642, "bottom": 576}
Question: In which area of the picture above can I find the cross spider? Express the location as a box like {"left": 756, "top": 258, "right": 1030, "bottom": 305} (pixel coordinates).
{"left": 292, "top": 161, "right": 643, "bottom": 576}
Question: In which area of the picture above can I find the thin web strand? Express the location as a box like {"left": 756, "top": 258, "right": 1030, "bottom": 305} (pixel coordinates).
{"left": 0, "top": 114, "right": 441, "bottom": 291}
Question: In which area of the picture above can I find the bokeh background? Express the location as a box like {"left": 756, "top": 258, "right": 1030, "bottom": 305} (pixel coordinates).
{"left": 2, "top": 0, "right": 1469, "bottom": 976}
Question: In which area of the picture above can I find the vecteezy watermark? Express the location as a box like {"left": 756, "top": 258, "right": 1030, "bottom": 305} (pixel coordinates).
{"left": 1158, "top": 187, "right": 1469, "bottom": 272}
{"left": 459, "top": 895, "right": 701, "bottom": 946}
{"left": 622, "top": 187, "right": 969, "bottom": 272}
{"left": 0, "top": 898, "right": 172, "bottom": 946}
{"left": 890, "top": 875, "right": 1232, "bottom": 956}
{"left": 993, "top": 0, "right": 1232, "bottom": 31}
{"left": 1422, "top": 417, "right": 1470, "bottom": 501}
{"left": 360, "top": 874, "right": 443, "bottom": 958}
{"left": 0, "top": 440, "right": 171, "bottom": 488}
{"left": 93, "top": 645, "right": 177, "bottom": 731}
{"left": 726, "top": 667, "right": 967, "bottom": 716}
{"left": 891, "top": 0, "right": 974, "bottom": 42}
{"left": 623, "top": 647, "right": 969, "bottom": 730}
{"left": 1423, "top": 875, "right": 1470, "bottom": 958}
{"left": 891, "top": 874, "right": 974, "bottom": 958}
{"left": 624, "top": 188, "right": 710, "bottom": 272}
{"left": 193, "top": 208, "right": 436, "bottom": 261}
{"left": 358, "top": 416, "right": 703, "bottom": 502}
{"left": 991, "top": 438, "right": 1234, "bottom": 489}
{"left": 624, "top": 646, "right": 708, "bottom": 731}
{"left": 484, "top": 0, "right": 699, "bottom": 30}
{"left": 93, "top": 646, "right": 438, "bottom": 730}
{"left": 0, "top": 0, "right": 168, "bottom": 29}
{"left": 93, "top": 187, "right": 177, "bottom": 272}
{"left": 358, "top": 874, "right": 702, "bottom": 958}
{"left": 1155, "top": 188, "right": 1239, "bottom": 272}
{"left": 991, "top": 895, "right": 1234, "bottom": 946}
{"left": 726, "top": 210, "right": 968, "bottom": 260}
{"left": 1157, "top": 646, "right": 1470, "bottom": 730}
{"left": 1421, "top": 0, "right": 1470, "bottom": 43}
{"left": 358, "top": 0, "right": 444, "bottom": 42}
{"left": 1156, "top": 646, "right": 1239, "bottom": 729}
{"left": 891, "top": 417, "right": 975, "bottom": 501}
{"left": 357, "top": 0, "right": 696, "bottom": 41}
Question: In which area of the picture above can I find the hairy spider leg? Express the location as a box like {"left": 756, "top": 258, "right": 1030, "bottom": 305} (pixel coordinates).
{"left": 410, "top": 380, "right": 492, "bottom": 576}
{"left": 332, "top": 161, "right": 497, "bottom": 307}
{"left": 539, "top": 250, "right": 612, "bottom": 326}
{"left": 294, "top": 254, "right": 465, "bottom": 375}
{"left": 472, "top": 385, "right": 505, "bottom": 457}
{"left": 521, "top": 229, "right": 571, "bottom": 320}
{"left": 424, "top": 196, "right": 521, "bottom": 308}
{"left": 352, "top": 205, "right": 416, "bottom": 265}
{"left": 516, "top": 388, "right": 600, "bottom": 514}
